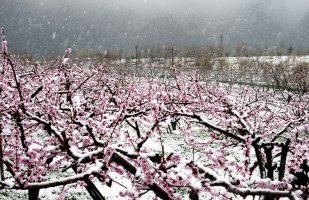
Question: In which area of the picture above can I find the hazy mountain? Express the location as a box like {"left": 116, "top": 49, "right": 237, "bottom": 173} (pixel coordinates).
{"left": 1, "top": 0, "right": 309, "bottom": 56}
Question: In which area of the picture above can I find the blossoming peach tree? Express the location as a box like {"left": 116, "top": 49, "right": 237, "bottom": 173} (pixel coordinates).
{"left": 0, "top": 28, "right": 309, "bottom": 200}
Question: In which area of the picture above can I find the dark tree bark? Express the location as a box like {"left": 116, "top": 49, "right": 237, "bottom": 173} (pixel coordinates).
{"left": 279, "top": 139, "right": 290, "bottom": 181}
{"left": 28, "top": 189, "right": 40, "bottom": 200}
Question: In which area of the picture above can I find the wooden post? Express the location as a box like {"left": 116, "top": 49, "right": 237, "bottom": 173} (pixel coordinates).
{"left": 118, "top": 49, "right": 122, "bottom": 61}
{"left": 171, "top": 47, "right": 174, "bottom": 67}
{"left": 135, "top": 45, "right": 138, "bottom": 67}
{"left": 220, "top": 34, "right": 223, "bottom": 57}
{"left": 135, "top": 45, "right": 138, "bottom": 76}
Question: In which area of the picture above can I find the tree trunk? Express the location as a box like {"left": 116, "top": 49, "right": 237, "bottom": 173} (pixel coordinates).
{"left": 28, "top": 189, "right": 40, "bottom": 200}
{"left": 0, "top": 128, "right": 4, "bottom": 181}
{"left": 72, "top": 166, "right": 105, "bottom": 200}
{"left": 279, "top": 140, "right": 290, "bottom": 181}
{"left": 189, "top": 189, "right": 199, "bottom": 200}
{"left": 84, "top": 179, "right": 106, "bottom": 200}
{"left": 263, "top": 145, "right": 275, "bottom": 200}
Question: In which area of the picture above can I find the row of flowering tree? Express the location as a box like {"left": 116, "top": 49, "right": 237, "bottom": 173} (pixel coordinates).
{"left": 1, "top": 28, "right": 309, "bottom": 200}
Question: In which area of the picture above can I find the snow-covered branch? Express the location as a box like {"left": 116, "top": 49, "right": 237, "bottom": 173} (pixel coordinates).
{"left": 197, "top": 164, "right": 299, "bottom": 200}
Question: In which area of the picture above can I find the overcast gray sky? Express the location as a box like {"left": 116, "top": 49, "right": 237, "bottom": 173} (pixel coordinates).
{"left": 2, "top": 0, "right": 309, "bottom": 55}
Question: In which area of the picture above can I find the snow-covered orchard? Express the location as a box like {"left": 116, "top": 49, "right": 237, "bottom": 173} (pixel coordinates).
{"left": 1, "top": 29, "right": 309, "bottom": 200}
